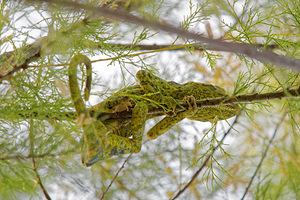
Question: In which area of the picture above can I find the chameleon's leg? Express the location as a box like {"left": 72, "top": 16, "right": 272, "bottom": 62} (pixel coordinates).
{"left": 84, "top": 102, "right": 148, "bottom": 166}
{"left": 82, "top": 119, "right": 128, "bottom": 166}
{"left": 146, "top": 96, "right": 198, "bottom": 140}
{"left": 187, "top": 104, "right": 240, "bottom": 122}
{"left": 81, "top": 120, "right": 108, "bottom": 166}
{"left": 106, "top": 101, "right": 148, "bottom": 154}
{"left": 128, "top": 101, "right": 148, "bottom": 151}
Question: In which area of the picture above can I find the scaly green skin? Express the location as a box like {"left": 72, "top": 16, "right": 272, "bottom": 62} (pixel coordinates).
{"left": 84, "top": 70, "right": 240, "bottom": 166}
{"left": 68, "top": 54, "right": 92, "bottom": 116}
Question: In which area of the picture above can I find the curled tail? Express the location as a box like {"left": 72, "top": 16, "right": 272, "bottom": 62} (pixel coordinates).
{"left": 68, "top": 54, "right": 92, "bottom": 116}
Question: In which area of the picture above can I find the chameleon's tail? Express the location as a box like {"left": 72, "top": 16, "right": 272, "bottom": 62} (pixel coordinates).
{"left": 68, "top": 54, "right": 92, "bottom": 116}
{"left": 68, "top": 54, "right": 94, "bottom": 167}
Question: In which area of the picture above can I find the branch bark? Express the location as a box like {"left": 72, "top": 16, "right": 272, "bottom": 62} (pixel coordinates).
{"left": 99, "top": 154, "right": 132, "bottom": 200}
{"left": 0, "top": 0, "right": 289, "bottom": 81}
{"left": 100, "top": 43, "right": 279, "bottom": 52}
{"left": 2, "top": 86, "right": 299, "bottom": 121}
{"left": 28, "top": 0, "right": 300, "bottom": 72}
{"left": 0, "top": 40, "right": 42, "bottom": 81}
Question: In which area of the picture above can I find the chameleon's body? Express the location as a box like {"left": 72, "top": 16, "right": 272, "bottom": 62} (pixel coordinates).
{"left": 69, "top": 55, "right": 240, "bottom": 166}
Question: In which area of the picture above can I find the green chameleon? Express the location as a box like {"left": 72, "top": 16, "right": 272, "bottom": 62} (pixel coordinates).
{"left": 68, "top": 54, "right": 240, "bottom": 167}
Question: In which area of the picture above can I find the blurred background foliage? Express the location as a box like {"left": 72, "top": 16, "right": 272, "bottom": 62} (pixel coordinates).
{"left": 0, "top": 0, "right": 299, "bottom": 199}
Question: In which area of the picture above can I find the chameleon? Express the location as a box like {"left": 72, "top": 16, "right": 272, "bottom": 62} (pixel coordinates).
{"left": 68, "top": 54, "right": 240, "bottom": 167}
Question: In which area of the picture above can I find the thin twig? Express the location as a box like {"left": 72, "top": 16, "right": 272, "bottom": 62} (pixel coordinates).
{"left": 171, "top": 113, "right": 240, "bottom": 199}
{"left": 28, "top": 0, "right": 300, "bottom": 71}
{"left": 99, "top": 153, "right": 132, "bottom": 200}
{"left": 41, "top": 43, "right": 279, "bottom": 68}
{"left": 240, "top": 113, "right": 286, "bottom": 200}
{"left": 171, "top": 82, "right": 260, "bottom": 199}
{"left": 0, "top": 38, "right": 278, "bottom": 82}
{"left": 0, "top": 149, "right": 78, "bottom": 161}
{"left": 38, "top": 43, "right": 213, "bottom": 67}
{"left": 31, "top": 157, "right": 52, "bottom": 200}
{"left": 29, "top": 121, "right": 52, "bottom": 200}
{"left": 99, "top": 43, "right": 279, "bottom": 51}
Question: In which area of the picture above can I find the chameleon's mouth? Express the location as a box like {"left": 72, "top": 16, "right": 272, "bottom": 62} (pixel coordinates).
{"left": 83, "top": 142, "right": 127, "bottom": 167}
{"left": 84, "top": 155, "right": 101, "bottom": 167}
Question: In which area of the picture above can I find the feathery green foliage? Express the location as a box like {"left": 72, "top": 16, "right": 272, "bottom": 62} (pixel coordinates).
{"left": 0, "top": 0, "right": 299, "bottom": 199}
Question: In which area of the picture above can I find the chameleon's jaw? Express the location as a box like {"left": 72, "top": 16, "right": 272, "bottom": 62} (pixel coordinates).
{"left": 81, "top": 139, "right": 129, "bottom": 167}
{"left": 81, "top": 146, "right": 106, "bottom": 167}
{"left": 83, "top": 155, "right": 101, "bottom": 167}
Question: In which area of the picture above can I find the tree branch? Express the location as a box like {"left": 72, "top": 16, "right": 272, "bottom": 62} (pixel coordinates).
{"left": 31, "top": 156, "right": 52, "bottom": 200}
{"left": 99, "top": 154, "right": 132, "bottom": 200}
{"left": 0, "top": 37, "right": 279, "bottom": 82}
{"left": 2, "top": 86, "right": 299, "bottom": 121}
{"left": 0, "top": 0, "right": 285, "bottom": 81}
{"left": 28, "top": 0, "right": 300, "bottom": 71}
{"left": 93, "top": 86, "right": 300, "bottom": 120}
{"left": 99, "top": 43, "right": 279, "bottom": 52}
{"left": 0, "top": 39, "right": 42, "bottom": 82}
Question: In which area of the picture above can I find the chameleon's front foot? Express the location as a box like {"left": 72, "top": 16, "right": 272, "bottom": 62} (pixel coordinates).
{"left": 146, "top": 96, "right": 199, "bottom": 140}
{"left": 183, "top": 96, "right": 198, "bottom": 117}
{"left": 162, "top": 96, "right": 178, "bottom": 117}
